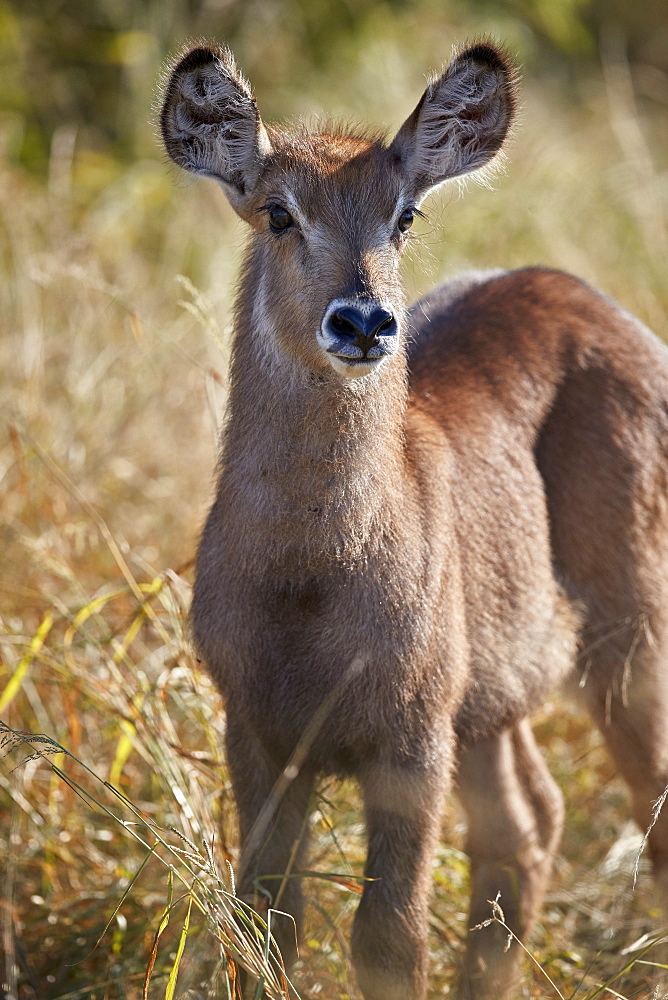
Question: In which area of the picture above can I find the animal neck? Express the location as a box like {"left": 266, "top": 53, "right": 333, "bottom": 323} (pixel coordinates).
{"left": 219, "top": 244, "right": 410, "bottom": 572}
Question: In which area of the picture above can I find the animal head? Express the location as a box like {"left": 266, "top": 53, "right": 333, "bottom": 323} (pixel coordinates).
{"left": 161, "top": 43, "right": 517, "bottom": 379}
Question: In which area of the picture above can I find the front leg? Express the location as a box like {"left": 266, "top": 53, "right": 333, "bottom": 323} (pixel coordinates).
{"left": 352, "top": 745, "right": 453, "bottom": 1000}
{"left": 225, "top": 714, "right": 316, "bottom": 984}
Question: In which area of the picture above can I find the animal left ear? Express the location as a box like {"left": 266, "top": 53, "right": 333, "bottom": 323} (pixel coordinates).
{"left": 389, "top": 43, "right": 517, "bottom": 200}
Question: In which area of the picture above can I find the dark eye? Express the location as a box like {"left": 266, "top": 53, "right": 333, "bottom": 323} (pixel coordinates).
{"left": 397, "top": 208, "right": 415, "bottom": 233}
{"left": 268, "top": 205, "right": 294, "bottom": 232}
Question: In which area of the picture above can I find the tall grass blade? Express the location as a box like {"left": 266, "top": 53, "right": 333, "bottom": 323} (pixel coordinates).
{"left": 0, "top": 611, "right": 54, "bottom": 714}
{"left": 165, "top": 890, "right": 193, "bottom": 1000}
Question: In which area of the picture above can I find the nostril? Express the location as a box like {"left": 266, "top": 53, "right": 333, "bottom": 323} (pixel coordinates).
{"left": 374, "top": 315, "right": 396, "bottom": 337}
{"left": 330, "top": 311, "right": 360, "bottom": 340}
{"left": 366, "top": 310, "right": 397, "bottom": 343}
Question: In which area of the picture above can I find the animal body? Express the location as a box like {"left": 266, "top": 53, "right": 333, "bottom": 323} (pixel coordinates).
{"left": 160, "top": 41, "right": 668, "bottom": 999}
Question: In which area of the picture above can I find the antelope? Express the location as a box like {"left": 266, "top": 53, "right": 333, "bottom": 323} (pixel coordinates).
{"left": 160, "top": 41, "right": 668, "bottom": 999}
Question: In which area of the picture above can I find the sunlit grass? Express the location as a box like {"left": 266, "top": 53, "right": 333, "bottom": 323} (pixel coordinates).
{"left": 2, "top": 588, "right": 666, "bottom": 998}
{"left": 1, "top": 18, "right": 667, "bottom": 1000}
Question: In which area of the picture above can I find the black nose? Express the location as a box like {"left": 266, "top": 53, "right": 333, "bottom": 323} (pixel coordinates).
{"left": 327, "top": 305, "right": 397, "bottom": 355}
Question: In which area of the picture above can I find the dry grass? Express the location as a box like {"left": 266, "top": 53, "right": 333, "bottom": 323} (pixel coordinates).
{"left": 1, "top": 24, "right": 667, "bottom": 1000}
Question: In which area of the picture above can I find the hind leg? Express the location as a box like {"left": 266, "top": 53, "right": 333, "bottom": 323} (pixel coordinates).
{"left": 456, "top": 719, "right": 564, "bottom": 999}
{"left": 535, "top": 356, "right": 668, "bottom": 891}
{"left": 578, "top": 607, "right": 668, "bottom": 895}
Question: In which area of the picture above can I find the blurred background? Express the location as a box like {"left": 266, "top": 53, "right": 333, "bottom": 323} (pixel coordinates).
{"left": 0, "top": 2, "right": 667, "bottom": 998}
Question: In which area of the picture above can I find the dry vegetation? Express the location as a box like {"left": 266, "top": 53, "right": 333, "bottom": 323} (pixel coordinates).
{"left": 1, "top": 6, "right": 667, "bottom": 999}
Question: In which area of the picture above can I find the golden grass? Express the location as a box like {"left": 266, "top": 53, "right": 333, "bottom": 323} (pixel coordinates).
{"left": 1, "top": 28, "right": 667, "bottom": 1000}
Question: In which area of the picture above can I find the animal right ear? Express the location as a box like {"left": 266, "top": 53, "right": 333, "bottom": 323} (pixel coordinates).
{"left": 160, "top": 44, "right": 272, "bottom": 215}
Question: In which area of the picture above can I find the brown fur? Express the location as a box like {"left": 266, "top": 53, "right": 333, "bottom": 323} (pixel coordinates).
{"left": 160, "top": 41, "right": 668, "bottom": 1000}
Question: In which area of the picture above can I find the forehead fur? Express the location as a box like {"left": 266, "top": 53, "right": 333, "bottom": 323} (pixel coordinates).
{"left": 259, "top": 124, "right": 405, "bottom": 218}
{"left": 267, "top": 122, "right": 388, "bottom": 164}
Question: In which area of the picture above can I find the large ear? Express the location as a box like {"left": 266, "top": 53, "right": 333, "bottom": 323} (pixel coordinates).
{"left": 389, "top": 43, "right": 517, "bottom": 201}
{"left": 160, "top": 44, "right": 272, "bottom": 213}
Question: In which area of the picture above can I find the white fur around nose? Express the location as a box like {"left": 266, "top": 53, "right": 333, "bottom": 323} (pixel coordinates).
{"left": 326, "top": 354, "right": 384, "bottom": 379}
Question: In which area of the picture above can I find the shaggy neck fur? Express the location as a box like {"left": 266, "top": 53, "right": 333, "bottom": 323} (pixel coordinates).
{"left": 219, "top": 241, "right": 410, "bottom": 574}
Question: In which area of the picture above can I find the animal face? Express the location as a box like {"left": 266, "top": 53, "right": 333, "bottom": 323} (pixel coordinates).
{"left": 241, "top": 133, "right": 408, "bottom": 377}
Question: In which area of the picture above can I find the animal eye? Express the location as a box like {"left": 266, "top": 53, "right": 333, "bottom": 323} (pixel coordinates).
{"left": 268, "top": 205, "right": 294, "bottom": 232}
{"left": 397, "top": 208, "right": 415, "bottom": 233}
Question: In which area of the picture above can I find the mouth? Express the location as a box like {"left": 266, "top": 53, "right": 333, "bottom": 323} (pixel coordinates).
{"left": 330, "top": 353, "right": 385, "bottom": 366}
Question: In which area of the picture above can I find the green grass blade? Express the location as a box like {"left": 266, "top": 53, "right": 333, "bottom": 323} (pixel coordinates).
{"left": 70, "top": 842, "right": 159, "bottom": 965}
{"left": 0, "top": 611, "right": 54, "bottom": 714}
{"left": 164, "top": 890, "right": 193, "bottom": 1000}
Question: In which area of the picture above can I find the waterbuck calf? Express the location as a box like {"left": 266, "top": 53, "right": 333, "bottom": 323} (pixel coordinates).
{"left": 160, "top": 41, "right": 668, "bottom": 999}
